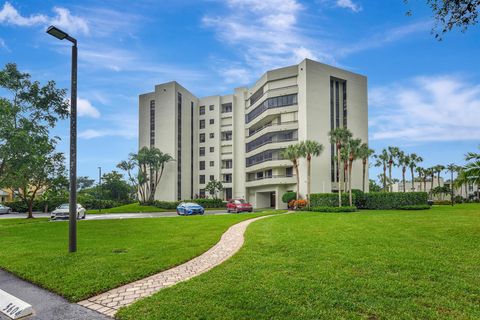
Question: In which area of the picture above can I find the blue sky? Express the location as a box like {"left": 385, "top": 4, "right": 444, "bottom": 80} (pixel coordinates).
{"left": 1, "top": 0, "right": 479, "bottom": 183}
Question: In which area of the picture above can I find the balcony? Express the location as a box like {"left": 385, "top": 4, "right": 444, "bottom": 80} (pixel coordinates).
{"left": 245, "top": 174, "right": 296, "bottom": 187}
{"left": 248, "top": 120, "right": 298, "bottom": 138}
{"left": 246, "top": 130, "right": 297, "bottom": 153}
{"left": 247, "top": 174, "right": 293, "bottom": 182}
{"left": 245, "top": 94, "right": 297, "bottom": 124}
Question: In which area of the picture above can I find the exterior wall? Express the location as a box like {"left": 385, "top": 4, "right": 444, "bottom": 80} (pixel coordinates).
{"left": 139, "top": 59, "right": 369, "bottom": 208}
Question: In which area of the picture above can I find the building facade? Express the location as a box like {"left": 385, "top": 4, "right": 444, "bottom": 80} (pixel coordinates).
{"left": 139, "top": 59, "right": 368, "bottom": 209}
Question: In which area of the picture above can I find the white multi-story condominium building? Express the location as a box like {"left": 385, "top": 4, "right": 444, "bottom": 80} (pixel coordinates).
{"left": 139, "top": 59, "right": 368, "bottom": 209}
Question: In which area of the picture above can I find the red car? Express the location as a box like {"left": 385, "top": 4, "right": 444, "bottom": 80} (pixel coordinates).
{"left": 227, "top": 199, "right": 253, "bottom": 213}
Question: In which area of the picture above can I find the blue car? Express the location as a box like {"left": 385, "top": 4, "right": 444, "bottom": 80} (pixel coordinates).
{"left": 176, "top": 202, "right": 205, "bottom": 216}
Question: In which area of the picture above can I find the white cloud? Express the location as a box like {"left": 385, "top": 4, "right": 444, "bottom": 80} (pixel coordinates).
{"left": 79, "top": 113, "right": 137, "bottom": 140}
{"left": 0, "top": 2, "right": 89, "bottom": 35}
{"left": 335, "top": 0, "right": 362, "bottom": 12}
{"left": 370, "top": 75, "right": 480, "bottom": 142}
{"left": 77, "top": 98, "right": 101, "bottom": 118}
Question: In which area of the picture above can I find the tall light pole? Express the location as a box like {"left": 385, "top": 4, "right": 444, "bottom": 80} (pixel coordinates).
{"left": 46, "top": 26, "right": 78, "bottom": 253}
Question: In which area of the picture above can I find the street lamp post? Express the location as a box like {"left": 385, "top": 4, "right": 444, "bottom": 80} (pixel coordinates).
{"left": 46, "top": 26, "right": 78, "bottom": 253}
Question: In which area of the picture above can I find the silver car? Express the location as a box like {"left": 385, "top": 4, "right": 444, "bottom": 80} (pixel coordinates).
{"left": 51, "top": 203, "right": 86, "bottom": 220}
{"left": 0, "top": 204, "right": 12, "bottom": 214}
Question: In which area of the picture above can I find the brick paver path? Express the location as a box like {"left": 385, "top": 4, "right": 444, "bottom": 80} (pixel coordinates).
{"left": 78, "top": 212, "right": 288, "bottom": 317}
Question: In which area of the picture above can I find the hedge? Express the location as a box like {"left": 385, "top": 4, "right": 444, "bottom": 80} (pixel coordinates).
{"left": 309, "top": 206, "right": 357, "bottom": 213}
{"left": 399, "top": 204, "right": 431, "bottom": 210}
{"left": 4, "top": 198, "right": 122, "bottom": 212}
{"left": 148, "top": 198, "right": 225, "bottom": 210}
{"left": 364, "top": 192, "right": 428, "bottom": 210}
{"left": 310, "top": 193, "right": 352, "bottom": 207}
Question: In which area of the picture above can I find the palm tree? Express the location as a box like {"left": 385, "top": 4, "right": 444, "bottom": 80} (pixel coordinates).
{"left": 374, "top": 149, "right": 389, "bottom": 191}
{"left": 446, "top": 163, "right": 458, "bottom": 204}
{"left": 346, "top": 138, "right": 362, "bottom": 206}
{"left": 434, "top": 164, "right": 445, "bottom": 186}
{"left": 408, "top": 153, "right": 423, "bottom": 191}
{"left": 415, "top": 167, "right": 425, "bottom": 192}
{"left": 299, "top": 140, "right": 324, "bottom": 206}
{"left": 387, "top": 146, "right": 400, "bottom": 192}
{"left": 427, "top": 167, "right": 435, "bottom": 191}
{"left": 358, "top": 143, "right": 374, "bottom": 192}
{"left": 398, "top": 151, "right": 410, "bottom": 192}
{"left": 328, "top": 128, "right": 352, "bottom": 206}
{"left": 281, "top": 144, "right": 302, "bottom": 201}
{"left": 464, "top": 146, "right": 480, "bottom": 186}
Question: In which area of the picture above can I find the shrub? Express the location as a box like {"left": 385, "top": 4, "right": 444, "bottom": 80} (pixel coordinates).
{"left": 364, "top": 192, "right": 428, "bottom": 210}
{"left": 309, "top": 206, "right": 357, "bottom": 213}
{"left": 453, "top": 195, "right": 464, "bottom": 203}
{"left": 282, "top": 192, "right": 297, "bottom": 204}
{"left": 310, "top": 193, "right": 351, "bottom": 207}
{"left": 432, "top": 200, "right": 452, "bottom": 205}
{"left": 151, "top": 201, "right": 180, "bottom": 210}
{"left": 3, "top": 201, "right": 28, "bottom": 213}
{"left": 150, "top": 198, "right": 225, "bottom": 210}
{"left": 192, "top": 198, "right": 225, "bottom": 208}
{"left": 351, "top": 189, "right": 366, "bottom": 209}
{"left": 399, "top": 205, "right": 431, "bottom": 210}
{"left": 289, "top": 199, "right": 307, "bottom": 210}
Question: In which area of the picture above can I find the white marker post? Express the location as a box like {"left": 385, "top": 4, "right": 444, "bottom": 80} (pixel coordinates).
{"left": 0, "top": 289, "right": 33, "bottom": 319}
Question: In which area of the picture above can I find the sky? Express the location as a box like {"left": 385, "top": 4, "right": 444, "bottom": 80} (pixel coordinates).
{"left": 0, "top": 0, "right": 479, "bottom": 183}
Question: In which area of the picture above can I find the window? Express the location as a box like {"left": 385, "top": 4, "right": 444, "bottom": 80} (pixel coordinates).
{"left": 221, "top": 131, "right": 232, "bottom": 141}
{"left": 245, "top": 94, "right": 297, "bottom": 123}
{"left": 209, "top": 105, "right": 214, "bottom": 111}
{"left": 210, "top": 147, "right": 214, "bottom": 153}
{"left": 199, "top": 119, "right": 205, "bottom": 129}
{"left": 199, "top": 175, "right": 205, "bottom": 184}
{"left": 222, "top": 159, "right": 233, "bottom": 169}
{"left": 209, "top": 119, "right": 214, "bottom": 125}
{"left": 199, "top": 133, "right": 205, "bottom": 143}
{"left": 199, "top": 147, "right": 205, "bottom": 156}
{"left": 149, "top": 100, "right": 155, "bottom": 147}
{"left": 210, "top": 161, "right": 214, "bottom": 167}
{"left": 209, "top": 132, "right": 214, "bottom": 139}
{"left": 266, "top": 169, "right": 273, "bottom": 178}
{"left": 199, "top": 161, "right": 205, "bottom": 170}
{"left": 249, "top": 86, "right": 264, "bottom": 106}
{"left": 209, "top": 175, "right": 214, "bottom": 181}
{"left": 221, "top": 103, "right": 232, "bottom": 113}
{"left": 286, "top": 167, "right": 293, "bottom": 177}
{"left": 223, "top": 174, "right": 232, "bottom": 183}
{"left": 177, "top": 92, "right": 182, "bottom": 201}
{"left": 199, "top": 189, "right": 205, "bottom": 197}
{"left": 199, "top": 106, "right": 205, "bottom": 115}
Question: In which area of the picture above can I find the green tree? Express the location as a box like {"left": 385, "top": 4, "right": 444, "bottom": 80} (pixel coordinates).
{"left": 398, "top": 151, "right": 410, "bottom": 192}
{"left": 405, "top": 0, "right": 480, "bottom": 39}
{"left": 205, "top": 179, "right": 223, "bottom": 199}
{"left": 346, "top": 138, "right": 362, "bottom": 206}
{"left": 446, "top": 163, "right": 459, "bottom": 204}
{"left": 101, "top": 171, "right": 133, "bottom": 202}
{"left": 281, "top": 144, "right": 302, "bottom": 201}
{"left": 434, "top": 164, "right": 446, "bottom": 186}
{"left": 416, "top": 166, "right": 426, "bottom": 192}
{"left": 328, "top": 128, "right": 352, "bottom": 206}
{"left": 358, "top": 143, "right": 374, "bottom": 192}
{"left": 387, "top": 146, "right": 400, "bottom": 192}
{"left": 369, "top": 179, "right": 382, "bottom": 192}
{"left": 408, "top": 153, "right": 423, "bottom": 191}
{"left": 298, "top": 140, "right": 324, "bottom": 206}
{"left": 374, "top": 149, "right": 389, "bottom": 191}
{"left": 77, "top": 176, "right": 95, "bottom": 191}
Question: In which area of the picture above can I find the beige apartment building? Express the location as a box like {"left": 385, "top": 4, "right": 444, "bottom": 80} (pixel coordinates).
{"left": 139, "top": 59, "right": 368, "bottom": 209}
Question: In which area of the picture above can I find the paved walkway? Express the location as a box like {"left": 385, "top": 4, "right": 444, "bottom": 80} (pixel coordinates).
{"left": 78, "top": 212, "right": 289, "bottom": 317}
{"left": 0, "top": 269, "right": 109, "bottom": 320}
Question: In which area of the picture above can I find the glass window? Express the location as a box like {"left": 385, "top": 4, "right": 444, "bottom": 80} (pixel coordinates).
{"left": 209, "top": 175, "right": 214, "bottom": 181}
{"left": 209, "top": 105, "right": 214, "bottom": 111}
{"left": 199, "top": 189, "right": 205, "bottom": 197}
{"left": 209, "top": 132, "right": 214, "bottom": 139}
{"left": 209, "top": 119, "right": 214, "bottom": 125}
{"left": 286, "top": 167, "right": 293, "bottom": 177}
{"left": 210, "top": 161, "right": 214, "bottom": 167}
{"left": 210, "top": 147, "right": 214, "bottom": 153}
{"left": 199, "top": 147, "right": 205, "bottom": 156}
{"left": 199, "top": 161, "right": 205, "bottom": 170}
{"left": 221, "top": 103, "right": 232, "bottom": 113}
{"left": 199, "top": 119, "right": 205, "bottom": 129}
{"left": 199, "top": 133, "right": 205, "bottom": 143}
{"left": 199, "top": 106, "right": 205, "bottom": 115}
{"left": 199, "top": 175, "right": 205, "bottom": 184}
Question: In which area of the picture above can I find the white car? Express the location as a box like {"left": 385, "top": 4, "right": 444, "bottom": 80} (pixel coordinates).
{"left": 0, "top": 204, "right": 12, "bottom": 214}
{"left": 51, "top": 203, "right": 86, "bottom": 220}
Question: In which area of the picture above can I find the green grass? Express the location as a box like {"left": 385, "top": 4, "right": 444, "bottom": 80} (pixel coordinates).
{"left": 0, "top": 210, "right": 284, "bottom": 302}
{"left": 86, "top": 203, "right": 227, "bottom": 214}
{"left": 117, "top": 204, "right": 480, "bottom": 320}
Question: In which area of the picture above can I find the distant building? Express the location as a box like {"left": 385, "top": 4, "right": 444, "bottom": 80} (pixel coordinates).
{"left": 139, "top": 59, "right": 368, "bottom": 208}
{"left": 392, "top": 178, "right": 479, "bottom": 199}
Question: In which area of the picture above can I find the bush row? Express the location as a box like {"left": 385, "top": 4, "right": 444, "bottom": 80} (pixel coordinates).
{"left": 399, "top": 205, "right": 431, "bottom": 210}
{"left": 309, "top": 191, "right": 428, "bottom": 210}
{"left": 309, "top": 206, "right": 357, "bottom": 213}
{"left": 144, "top": 198, "right": 225, "bottom": 210}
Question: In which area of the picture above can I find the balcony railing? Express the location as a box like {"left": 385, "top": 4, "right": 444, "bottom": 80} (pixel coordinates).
{"left": 246, "top": 153, "right": 285, "bottom": 167}
{"left": 246, "top": 136, "right": 296, "bottom": 153}
{"left": 248, "top": 120, "right": 298, "bottom": 137}
{"left": 246, "top": 174, "right": 294, "bottom": 182}
{"left": 245, "top": 94, "right": 297, "bottom": 124}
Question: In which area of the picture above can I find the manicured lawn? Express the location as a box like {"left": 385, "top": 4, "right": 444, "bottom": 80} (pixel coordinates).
{"left": 86, "top": 203, "right": 226, "bottom": 214}
{"left": 0, "top": 210, "right": 284, "bottom": 302}
{"left": 118, "top": 204, "right": 480, "bottom": 320}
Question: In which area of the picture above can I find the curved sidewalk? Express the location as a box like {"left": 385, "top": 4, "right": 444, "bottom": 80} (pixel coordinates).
{"left": 78, "top": 212, "right": 289, "bottom": 317}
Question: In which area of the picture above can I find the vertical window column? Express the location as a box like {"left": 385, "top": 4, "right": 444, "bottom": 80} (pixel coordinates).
{"left": 150, "top": 100, "right": 155, "bottom": 147}
{"left": 190, "top": 101, "right": 194, "bottom": 199}
{"left": 177, "top": 92, "right": 182, "bottom": 200}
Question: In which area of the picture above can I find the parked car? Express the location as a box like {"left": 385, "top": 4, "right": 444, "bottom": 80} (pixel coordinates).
{"left": 227, "top": 199, "right": 253, "bottom": 213}
{"left": 51, "top": 203, "right": 86, "bottom": 220}
{"left": 0, "top": 204, "right": 12, "bottom": 214}
{"left": 176, "top": 202, "right": 205, "bottom": 216}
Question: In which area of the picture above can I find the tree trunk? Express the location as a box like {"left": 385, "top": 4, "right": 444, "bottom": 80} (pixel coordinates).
{"left": 348, "top": 160, "right": 353, "bottom": 206}
{"left": 362, "top": 160, "right": 366, "bottom": 192}
{"left": 27, "top": 200, "right": 33, "bottom": 219}
{"left": 410, "top": 167, "right": 415, "bottom": 192}
{"left": 423, "top": 177, "right": 426, "bottom": 192}
{"left": 337, "top": 145, "right": 342, "bottom": 207}
{"left": 431, "top": 174, "right": 434, "bottom": 191}
{"left": 437, "top": 173, "right": 441, "bottom": 186}
{"left": 388, "top": 163, "right": 393, "bottom": 192}
{"left": 402, "top": 167, "right": 406, "bottom": 192}
{"left": 307, "top": 156, "right": 311, "bottom": 207}
{"left": 295, "top": 162, "right": 300, "bottom": 202}
{"left": 383, "top": 166, "right": 387, "bottom": 191}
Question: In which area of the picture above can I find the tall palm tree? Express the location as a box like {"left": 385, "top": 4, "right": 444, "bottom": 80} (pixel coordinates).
{"left": 415, "top": 167, "right": 425, "bottom": 192}
{"left": 435, "top": 165, "right": 446, "bottom": 187}
{"left": 387, "top": 146, "right": 400, "bottom": 192}
{"left": 358, "top": 143, "right": 374, "bottom": 192}
{"left": 329, "top": 128, "right": 352, "bottom": 206}
{"left": 408, "top": 153, "right": 423, "bottom": 191}
{"left": 446, "top": 163, "right": 458, "bottom": 204}
{"left": 374, "top": 149, "right": 389, "bottom": 191}
{"left": 398, "top": 151, "right": 410, "bottom": 192}
{"left": 281, "top": 144, "right": 302, "bottom": 201}
{"left": 347, "top": 138, "right": 362, "bottom": 206}
{"left": 428, "top": 167, "right": 435, "bottom": 191}
{"left": 464, "top": 146, "right": 480, "bottom": 186}
{"left": 299, "top": 140, "right": 324, "bottom": 206}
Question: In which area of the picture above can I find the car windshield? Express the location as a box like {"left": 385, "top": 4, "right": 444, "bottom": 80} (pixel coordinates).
{"left": 185, "top": 203, "right": 198, "bottom": 206}
{"left": 57, "top": 204, "right": 69, "bottom": 209}
{"left": 235, "top": 200, "right": 246, "bottom": 204}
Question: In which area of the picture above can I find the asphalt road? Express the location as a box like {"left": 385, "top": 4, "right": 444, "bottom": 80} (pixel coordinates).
{"left": 0, "top": 210, "right": 229, "bottom": 220}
